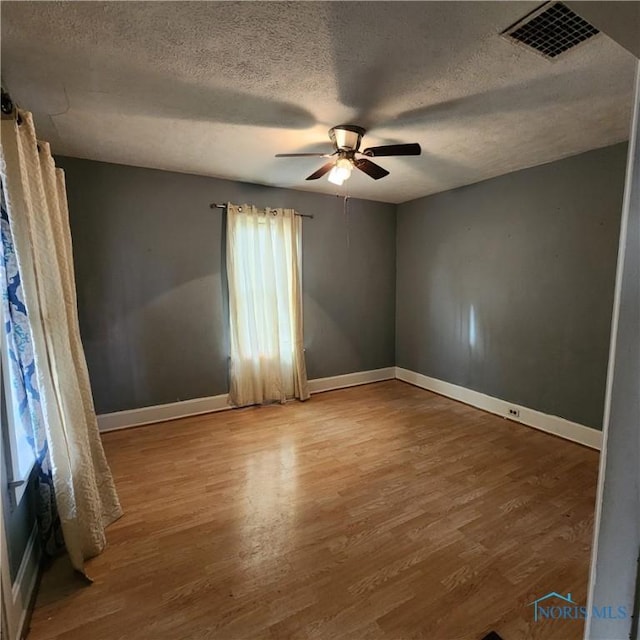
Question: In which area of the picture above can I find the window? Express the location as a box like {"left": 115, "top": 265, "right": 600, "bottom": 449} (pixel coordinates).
{"left": 1, "top": 348, "right": 35, "bottom": 502}
{"left": 0, "top": 194, "right": 36, "bottom": 503}
{"left": 226, "top": 204, "right": 309, "bottom": 407}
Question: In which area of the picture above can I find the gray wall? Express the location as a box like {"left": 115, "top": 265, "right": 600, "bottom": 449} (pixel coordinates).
{"left": 396, "top": 143, "right": 628, "bottom": 429}
{"left": 57, "top": 157, "right": 396, "bottom": 414}
{"left": 587, "top": 68, "right": 639, "bottom": 640}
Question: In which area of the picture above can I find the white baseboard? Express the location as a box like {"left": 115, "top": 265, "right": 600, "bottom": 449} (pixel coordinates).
{"left": 395, "top": 367, "right": 602, "bottom": 450}
{"left": 98, "top": 367, "right": 600, "bottom": 450}
{"left": 9, "top": 523, "right": 41, "bottom": 640}
{"left": 97, "top": 394, "right": 230, "bottom": 432}
{"left": 307, "top": 367, "right": 396, "bottom": 394}
{"left": 98, "top": 368, "right": 396, "bottom": 432}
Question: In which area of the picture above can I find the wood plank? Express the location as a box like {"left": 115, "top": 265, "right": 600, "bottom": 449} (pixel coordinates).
{"left": 27, "top": 381, "right": 598, "bottom": 639}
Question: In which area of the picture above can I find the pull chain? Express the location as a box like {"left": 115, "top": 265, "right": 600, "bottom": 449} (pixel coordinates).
{"left": 344, "top": 195, "right": 350, "bottom": 249}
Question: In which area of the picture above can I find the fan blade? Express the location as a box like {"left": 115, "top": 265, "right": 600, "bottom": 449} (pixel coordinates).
{"left": 306, "top": 161, "right": 336, "bottom": 181}
{"left": 353, "top": 158, "right": 389, "bottom": 180}
{"left": 361, "top": 143, "right": 421, "bottom": 157}
{"left": 276, "top": 152, "right": 333, "bottom": 158}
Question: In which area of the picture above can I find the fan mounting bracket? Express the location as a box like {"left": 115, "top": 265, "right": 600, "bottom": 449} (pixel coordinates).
{"left": 329, "top": 125, "right": 366, "bottom": 152}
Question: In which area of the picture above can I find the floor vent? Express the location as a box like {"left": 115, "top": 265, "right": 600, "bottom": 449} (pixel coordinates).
{"left": 501, "top": 1, "right": 599, "bottom": 60}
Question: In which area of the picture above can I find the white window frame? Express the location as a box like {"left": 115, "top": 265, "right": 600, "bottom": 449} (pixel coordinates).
{"left": 0, "top": 306, "right": 36, "bottom": 506}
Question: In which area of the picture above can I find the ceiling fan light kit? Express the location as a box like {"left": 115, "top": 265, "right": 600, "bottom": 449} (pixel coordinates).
{"left": 276, "top": 124, "right": 421, "bottom": 185}
{"left": 327, "top": 158, "right": 353, "bottom": 186}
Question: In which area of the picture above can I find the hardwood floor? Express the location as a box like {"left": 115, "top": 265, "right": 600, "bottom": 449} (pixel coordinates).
{"left": 28, "top": 381, "right": 599, "bottom": 640}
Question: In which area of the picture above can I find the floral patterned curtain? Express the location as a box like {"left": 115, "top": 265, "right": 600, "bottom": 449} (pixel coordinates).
{"left": 0, "top": 190, "right": 63, "bottom": 556}
{"left": 0, "top": 110, "right": 122, "bottom": 575}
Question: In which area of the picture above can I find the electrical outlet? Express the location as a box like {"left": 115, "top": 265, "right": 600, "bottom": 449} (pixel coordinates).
{"left": 508, "top": 407, "right": 520, "bottom": 418}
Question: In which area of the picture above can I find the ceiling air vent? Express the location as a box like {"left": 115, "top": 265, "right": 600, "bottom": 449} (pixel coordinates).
{"left": 502, "top": 2, "right": 599, "bottom": 60}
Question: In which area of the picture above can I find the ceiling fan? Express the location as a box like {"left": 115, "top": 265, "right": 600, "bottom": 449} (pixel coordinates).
{"left": 275, "top": 125, "right": 421, "bottom": 185}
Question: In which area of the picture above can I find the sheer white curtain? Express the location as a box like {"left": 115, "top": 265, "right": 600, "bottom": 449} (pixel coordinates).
{"left": 0, "top": 110, "right": 122, "bottom": 574}
{"left": 226, "top": 203, "right": 309, "bottom": 407}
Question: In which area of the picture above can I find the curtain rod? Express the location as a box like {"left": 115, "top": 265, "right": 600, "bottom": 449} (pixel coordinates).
{"left": 210, "top": 203, "right": 313, "bottom": 219}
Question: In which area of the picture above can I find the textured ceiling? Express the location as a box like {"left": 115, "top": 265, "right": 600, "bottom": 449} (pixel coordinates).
{"left": 1, "top": 1, "right": 637, "bottom": 203}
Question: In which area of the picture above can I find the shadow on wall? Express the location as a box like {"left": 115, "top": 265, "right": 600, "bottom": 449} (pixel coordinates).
{"left": 395, "top": 142, "right": 628, "bottom": 428}
{"left": 61, "top": 159, "right": 228, "bottom": 412}
{"left": 66, "top": 163, "right": 223, "bottom": 331}
{"left": 303, "top": 295, "right": 362, "bottom": 376}
{"left": 134, "top": 276, "right": 228, "bottom": 406}
{"left": 60, "top": 156, "right": 396, "bottom": 412}
{"left": 301, "top": 196, "right": 396, "bottom": 379}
